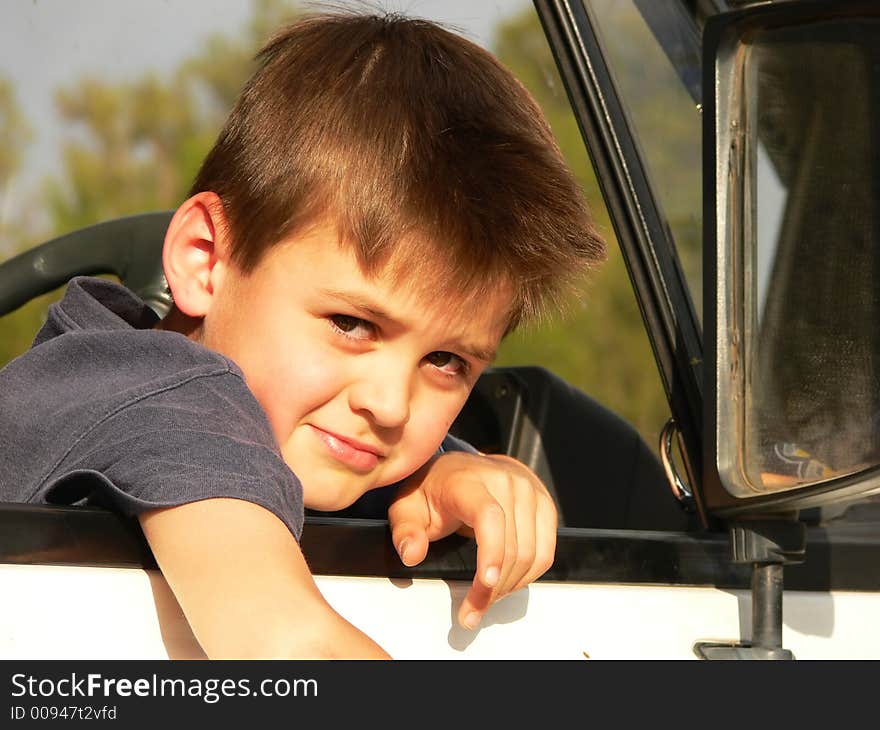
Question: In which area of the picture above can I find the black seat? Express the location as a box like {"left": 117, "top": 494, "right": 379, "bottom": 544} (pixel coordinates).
{"left": 0, "top": 211, "right": 174, "bottom": 318}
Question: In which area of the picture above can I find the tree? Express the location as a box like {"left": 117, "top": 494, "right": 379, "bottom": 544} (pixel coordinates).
{"left": 0, "top": 0, "right": 300, "bottom": 367}
{"left": 0, "top": 75, "right": 34, "bottom": 258}
{"left": 0, "top": 75, "right": 47, "bottom": 367}
{"left": 490, "top": 8, "right": 670, "bottom": 449}
{"left": 43, "top": 0, "right": 300, "bottom": 231}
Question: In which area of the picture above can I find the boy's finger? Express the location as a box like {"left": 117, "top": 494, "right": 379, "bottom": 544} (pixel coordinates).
{"left": 452, "top": 493, "right": 508, "bottom": 630}
{"left": 387, "top": 482, "right": 431, "bottom": 566}
{"left": 496, "top": 477, "right": 537, "bottom": 596}
{"left": 491, "top": 484, "right": 520, "bottom": 600}
{"left": 510, "top": 491, "right": 557, "bottom": 594}
{"left": 391, "top": 525, "right": 430, "bottom": 566}
{"left": 458, "top": 581, "right": 493, "bottom": 630}
{"left": 459, "top": 507, "right": 516, "bottom": 629}
{"left": 445, "top": 485, "right": 507, "bottom": 590}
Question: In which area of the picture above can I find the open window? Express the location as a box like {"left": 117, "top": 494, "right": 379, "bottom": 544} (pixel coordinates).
{"left": 0, "top": 0, "right": 688, "bottom": 582}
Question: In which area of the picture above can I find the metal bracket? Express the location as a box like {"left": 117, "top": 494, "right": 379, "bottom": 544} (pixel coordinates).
{"left": 659, "top": 418, "right": 695, "bottom": 511}
{"left": 694, "top": 519, "right": 805, "bottom": 660}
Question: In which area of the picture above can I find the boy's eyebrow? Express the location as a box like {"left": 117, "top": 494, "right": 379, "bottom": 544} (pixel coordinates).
{"left": 318, "top": 288, "right": 498, "bottom": 363}
{"left": 319, "top": 288, "right": 394, "bottom": 322}
{"left": 462, "top": 344, "right": 498, "bottom": 364}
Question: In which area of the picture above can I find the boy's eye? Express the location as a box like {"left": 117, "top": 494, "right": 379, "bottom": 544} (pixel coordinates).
{"left": 425, "top": 351, "right": 468, "bottom": 376}
{"left": 329, "top": 314, "right": 374, "bottom": 340}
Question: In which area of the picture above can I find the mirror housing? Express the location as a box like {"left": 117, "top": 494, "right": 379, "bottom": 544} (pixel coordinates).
{"left": 703, "top": 0, "right": 880, "bottom": 515}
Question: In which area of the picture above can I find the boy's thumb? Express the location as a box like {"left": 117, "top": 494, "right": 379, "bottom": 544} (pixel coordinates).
{"left": 388, "top": 483, "right": 431, "bottom": 567}
{"left": 393, "top": 527, "right": 429, "bottom": 567}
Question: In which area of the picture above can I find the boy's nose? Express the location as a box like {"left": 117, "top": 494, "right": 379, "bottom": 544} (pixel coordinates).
{"left": 347, "top": 367, "right": 412, "bottom": 429}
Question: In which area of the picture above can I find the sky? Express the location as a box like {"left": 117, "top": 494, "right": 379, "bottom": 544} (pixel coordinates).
{"left": 0, "top": 0, "right": 531, "bottom": 196}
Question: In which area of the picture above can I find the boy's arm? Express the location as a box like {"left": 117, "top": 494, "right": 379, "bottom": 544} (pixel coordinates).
{"left": 387, "top": 451, "right": 557, "bottom": 630}
{"left": 138, "top": 498, "right": 390, "bottom": 659}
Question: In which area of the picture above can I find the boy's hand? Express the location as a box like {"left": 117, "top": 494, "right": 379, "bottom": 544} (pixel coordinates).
{"left": 387, "top": 451, "right": 557, "bottom": 630}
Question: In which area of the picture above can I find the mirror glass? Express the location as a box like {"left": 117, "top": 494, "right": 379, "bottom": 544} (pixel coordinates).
{"left": 716, "top": 16, "right": 880, "bottom": 496}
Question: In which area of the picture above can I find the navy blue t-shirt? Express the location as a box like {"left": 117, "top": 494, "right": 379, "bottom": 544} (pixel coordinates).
{"left": 0, "top": 277, "right": 475, "bottom": 540}
{"left": 0, "top": 277, "right": 304, "bottom": 538}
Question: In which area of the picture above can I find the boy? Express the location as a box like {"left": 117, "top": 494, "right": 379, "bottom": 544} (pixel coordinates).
{"left": 0, "top": 11, "right": 604, "bottom": 657}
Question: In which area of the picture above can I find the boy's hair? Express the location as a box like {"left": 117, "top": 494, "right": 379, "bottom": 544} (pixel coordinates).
{"left": 191, "top": 10, "right": 605, "bottom": 327}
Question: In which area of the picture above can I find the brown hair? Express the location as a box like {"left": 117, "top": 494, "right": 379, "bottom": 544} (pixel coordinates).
{"left": 191, "top": 10, "right": 605, "bottom": 327}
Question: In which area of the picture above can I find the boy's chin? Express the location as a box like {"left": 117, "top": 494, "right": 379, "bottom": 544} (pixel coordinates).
{"left": 300, "top": 477, "right": 377, "bottom": 512}
{"left": 299, "top": 462, "right": 423, "bottom": 512}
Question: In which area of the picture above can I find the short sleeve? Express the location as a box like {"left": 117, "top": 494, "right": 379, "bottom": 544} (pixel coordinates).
{"left": 43, "top": 370, "right": 304, "bottom": 541}
{"left": 438, "top": 433, "right": 479, "bottom": 455}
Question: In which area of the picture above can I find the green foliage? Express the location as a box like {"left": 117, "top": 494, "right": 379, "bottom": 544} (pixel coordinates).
{"left": 586, "top": 0, "right": 703, "bottom": 321}
{"left": 0, "top": 0, "right": 301, "bottom": 368}
{"left": 0, "top": 76, "right": 43, "bottom": 366}
{"left": 0, "top": 76, "right": 32, "bottom": 189}
{"left": 42, "top": 0, "right": 301, "bottom": 233}
{"left": 491, "top": 9, "right": 670, "bottom": 448}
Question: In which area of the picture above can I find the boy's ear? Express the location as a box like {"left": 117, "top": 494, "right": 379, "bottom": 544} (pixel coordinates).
{"left": 162, "top": 192, "right": 232, "bottom": 318}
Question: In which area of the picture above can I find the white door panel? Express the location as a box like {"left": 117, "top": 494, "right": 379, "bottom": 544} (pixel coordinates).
{"left": 2, "top": 564, "right": 877, "bottom": 659}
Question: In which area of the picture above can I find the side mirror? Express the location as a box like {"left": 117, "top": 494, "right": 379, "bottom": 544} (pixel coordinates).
{"left": 703, "top": 0, "right": 880, "bottom": 515}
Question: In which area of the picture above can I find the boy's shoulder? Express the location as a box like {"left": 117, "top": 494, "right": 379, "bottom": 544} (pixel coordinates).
{"left": 0, "top": 277, "right": 303, "bottom": 539}
{"left": 11, "top": 276, "right": 257, "bottom": 402}
{"left": 31, "top": 276, "right": 230, "bottom": 373}
{"left": 3, "top": 276, "right": 254, "bottom": 433}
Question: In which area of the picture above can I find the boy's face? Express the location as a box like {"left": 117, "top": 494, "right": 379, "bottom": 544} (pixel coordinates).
{"left": 200, "top": 222, "right": 509, "bottom": 510}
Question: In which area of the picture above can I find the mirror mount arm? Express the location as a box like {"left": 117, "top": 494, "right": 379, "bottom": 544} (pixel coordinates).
{"left": 694, "top": 518, "right": 805, "bottom": 660}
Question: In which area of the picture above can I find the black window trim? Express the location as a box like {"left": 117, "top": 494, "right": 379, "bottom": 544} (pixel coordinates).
{"left": 534, "top": 0, "right": 708, "bottom": 524}
{"left": 1, "top": 504, "right": 878, "bottom": 592}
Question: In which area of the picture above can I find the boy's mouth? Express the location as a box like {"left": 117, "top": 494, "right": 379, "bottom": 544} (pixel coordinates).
{"left": 307, "top": 425, "right": 383, "bottom": 472}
